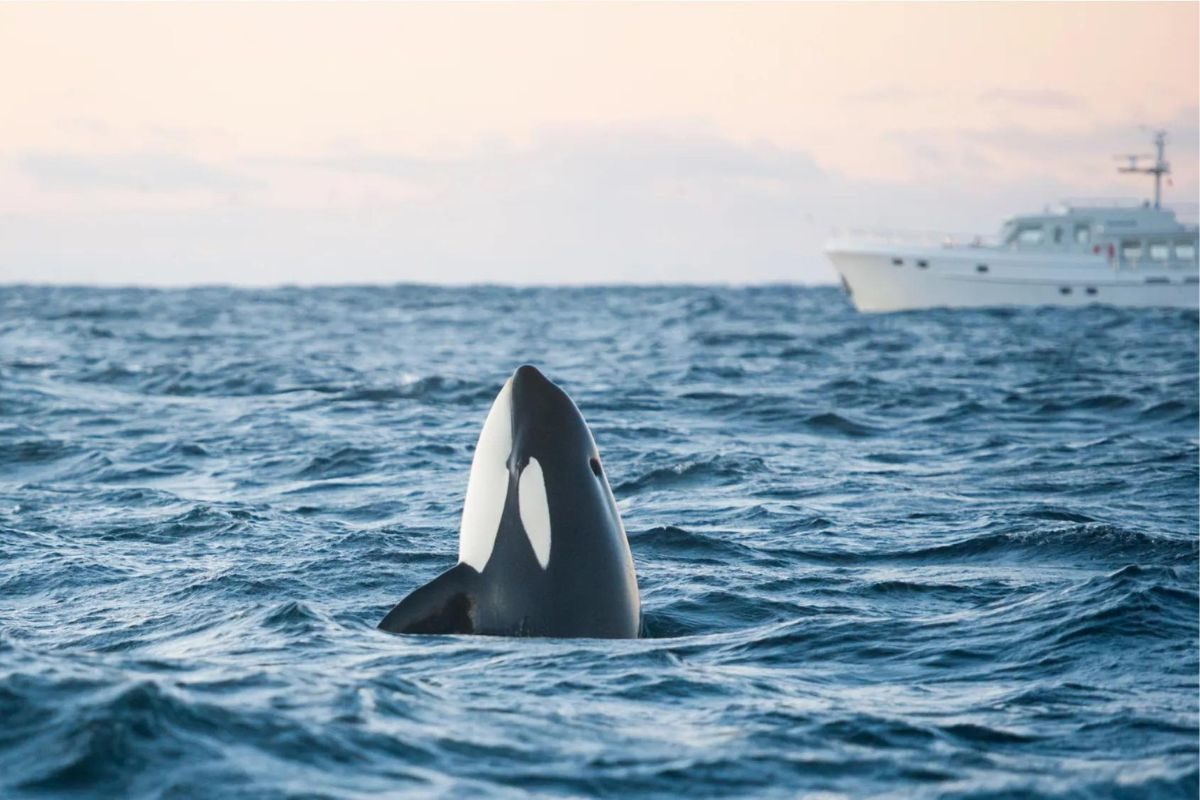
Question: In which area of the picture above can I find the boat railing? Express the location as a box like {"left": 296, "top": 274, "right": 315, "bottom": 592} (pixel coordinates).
{"left": 1168, "top": 202, "right": 1199, "bottom": 226}
{"left": 1060, "top": 196, "right": 1146, "bottom": 209}
{"left": 1057, "top": 198, "right": 1198, "bottom": 225}
{"left": 828, "top": 228, "right": 1000, "bottom": 249}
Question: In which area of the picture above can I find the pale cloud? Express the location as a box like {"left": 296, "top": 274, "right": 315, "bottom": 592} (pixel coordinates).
{"left": 978, "top": 88, "right": 1086, "bottom": 111}
{"left": 305, "top": 128, "right": 824, "bottom": 184}
{"left": 883, "top": 106, "right": 1199, "bottom": 200}
{"left": 16, "top": 151, "right": 252, "bottom": 193}
{"left": 0, "top": 2, "right": 1194, "bottom": 285}
{"left": 7, "top": 126, "right": 1185, "bottom": 287}
{"left": 847, "top": 86, "right": 941, "bottom": 105}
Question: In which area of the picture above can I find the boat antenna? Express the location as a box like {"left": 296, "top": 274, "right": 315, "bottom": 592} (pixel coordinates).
{"left": 1115, "top": 128, "right": 1170, "bottom": 209}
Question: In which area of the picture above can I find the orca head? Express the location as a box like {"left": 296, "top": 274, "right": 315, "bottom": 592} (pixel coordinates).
{"left": 379, "top": 364, "right": 640, "bottom": 638}
{"left": 457, "top": 364, "right": 616, "bottom": 575}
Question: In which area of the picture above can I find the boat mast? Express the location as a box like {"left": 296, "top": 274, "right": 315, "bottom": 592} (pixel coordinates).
{"left": 1116, "top": 129, "right": 1170, "bottom": 209}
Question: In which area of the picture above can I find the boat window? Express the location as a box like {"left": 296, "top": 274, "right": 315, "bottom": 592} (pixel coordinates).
{"left": 892, "top": 257, "right": 903, "bottom": 266}
{"left": 916, "top": 259, "right": 929, "bottom": 269}
{"left": 1074, "top": 224, "right": 1091, "bottom": 245}
{"left": 976, "top": 264, "right": 989, "bottom": 273}
{"left": 1120, "top": 240, "right": 1142, "bottom": 261}
{"left": 1177, "top": 243, "right": 1196, "bottom": 260}
{"left": 1053, "top": 226, "right": 1063, "bottom": 244}
{"left": 1059, "top": 286, "right": 1072, "bottom": 295}
{"left": 1148, "top": 243, "right": 1170, "bottom": 261}
{"left": 1016, "top": 225, "right": 1044, "bottom": 246}
{"left": 1085, "top": 287, "right": 1097, "bottom": 295}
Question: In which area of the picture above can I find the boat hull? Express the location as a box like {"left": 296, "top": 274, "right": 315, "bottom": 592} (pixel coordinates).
{"left": 827, "top": 244, "right": 1199, "bottom": 313}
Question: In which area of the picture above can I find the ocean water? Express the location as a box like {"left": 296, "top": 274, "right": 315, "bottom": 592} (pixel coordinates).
{"left": 0, "top": 284, "right": 1196, "bottom": 799}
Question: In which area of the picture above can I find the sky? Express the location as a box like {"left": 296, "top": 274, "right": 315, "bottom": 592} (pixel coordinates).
{"left": 0, "top": 2, "right": 1196, "bottom": 286}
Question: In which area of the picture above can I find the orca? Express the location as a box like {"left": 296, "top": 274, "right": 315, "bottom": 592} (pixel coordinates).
{"left": 378, "top": 365, "right": 640, "bottom": 638}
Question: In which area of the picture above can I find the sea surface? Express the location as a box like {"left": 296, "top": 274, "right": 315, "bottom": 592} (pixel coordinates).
{"left": 0, "top": 285, "right": 1196, "bottom": 799}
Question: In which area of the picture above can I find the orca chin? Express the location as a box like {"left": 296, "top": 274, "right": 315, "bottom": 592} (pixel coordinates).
{"left": 378, "top": 365, "right": 641, "bottom": 638}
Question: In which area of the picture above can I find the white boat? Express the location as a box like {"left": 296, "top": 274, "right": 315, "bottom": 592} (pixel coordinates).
{"left": 826, "top": 130, "right": 1199, "bottom": 312}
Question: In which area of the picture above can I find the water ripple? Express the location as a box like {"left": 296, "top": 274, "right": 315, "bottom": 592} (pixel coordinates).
{"left": 0, "top": 285, "right": 1195, "bottom": 798}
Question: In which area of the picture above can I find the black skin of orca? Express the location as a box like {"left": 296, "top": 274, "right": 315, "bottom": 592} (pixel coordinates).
{"left": 378, "top": 365, "right": 641, "bottom": 638}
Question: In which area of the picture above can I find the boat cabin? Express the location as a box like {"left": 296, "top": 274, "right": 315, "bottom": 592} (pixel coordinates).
{"left": 999, "top": 204, "right": 1198, "bottom": 267}
{"left": 997, "top": 130, "right": 1198, "bottom": 268}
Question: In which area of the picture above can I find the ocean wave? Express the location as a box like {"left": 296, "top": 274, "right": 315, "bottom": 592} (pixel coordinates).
{"left": 295, "top": 447, "right": 379, "bottom": 480}
{"left": 614, "top": 456, "right": 767, "bottom": 494}
{"left": 803, "top": 411, "right": 883, "bottom": 438}
{"left": 334, "top": 376, "right": 497, "bottom": 405}
{"left": 0, "top": 285, "right": 1194, "bottom": 798}
{"left": 881, "top": 525, "right": 1198, "bottom": 566}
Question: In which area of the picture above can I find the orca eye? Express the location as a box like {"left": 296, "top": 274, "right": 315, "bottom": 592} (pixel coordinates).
{"left": 590, "top": 457, "right": 602, "bottom": 477}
